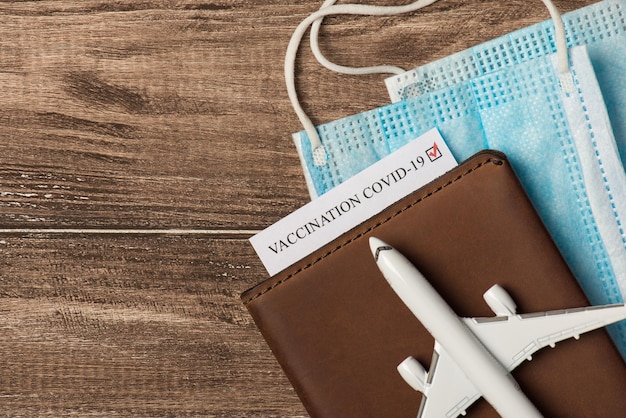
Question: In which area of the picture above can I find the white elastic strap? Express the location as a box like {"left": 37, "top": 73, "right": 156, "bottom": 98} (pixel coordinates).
{"left": 311, "top": 0, "right": 569, "bottom": 77}
{"left": 541, "top": 0, "right": 569, "bottom": 75}
{"left": 287, "top": 0, "right": 569, "bottom": 166}
{"left": 286, "top": 1, "right": 439, "bottom": 166}
{"left": 310, "top": 0, "right": 409, "bottom": 76}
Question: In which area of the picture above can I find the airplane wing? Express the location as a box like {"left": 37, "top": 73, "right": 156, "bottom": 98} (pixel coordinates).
{"left": 404, "top": 304, "right": 626, "bottom": 418}
{"left": 412, "top": 341, "right": 482, "bottom": 418}
{"left": 463, "top": 304, "right": 626, "bottom": 371}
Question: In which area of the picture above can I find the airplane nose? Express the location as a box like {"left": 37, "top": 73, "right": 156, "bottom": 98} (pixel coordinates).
{"left": 369, "top": 237, "right": 390, "bottom": 261}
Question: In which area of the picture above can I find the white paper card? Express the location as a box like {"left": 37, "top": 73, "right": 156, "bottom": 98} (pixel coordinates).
{"left": 251, "top": 128, "right": 458, "bottom": 275}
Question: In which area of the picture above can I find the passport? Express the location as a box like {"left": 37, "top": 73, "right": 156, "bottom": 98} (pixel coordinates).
{"left": 242, "top": 150, "right": 626, "bottom": 417}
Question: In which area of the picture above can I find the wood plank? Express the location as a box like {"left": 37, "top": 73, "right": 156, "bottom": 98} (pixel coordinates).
{"left": 0, "top": 235, "right": 306, "bottom": 416}
{"left": 0, "top": 0, "right": 315, "bottom": 229}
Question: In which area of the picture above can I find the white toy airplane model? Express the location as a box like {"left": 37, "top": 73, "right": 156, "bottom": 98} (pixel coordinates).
{"left": 369, "top": 237, "right": 626, "bottom": 418}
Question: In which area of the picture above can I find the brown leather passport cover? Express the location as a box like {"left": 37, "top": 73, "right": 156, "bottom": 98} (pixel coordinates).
{"left": 242, "top": 150, "right": 626, "bottom": 417}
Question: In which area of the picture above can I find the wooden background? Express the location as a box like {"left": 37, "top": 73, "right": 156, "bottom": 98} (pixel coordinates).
{"left": 0, "top": 0, "right": 598, "bottom": 416}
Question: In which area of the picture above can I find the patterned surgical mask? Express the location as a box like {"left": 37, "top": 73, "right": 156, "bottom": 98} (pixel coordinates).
{"left": 387, "top": 0, "right": 626, "bottom": 165}
{"left": 286, "top": 1, "right": 626, "bottom": 358}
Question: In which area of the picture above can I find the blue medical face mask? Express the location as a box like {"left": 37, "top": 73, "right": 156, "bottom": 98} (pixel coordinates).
{"left": 386, "top": 0, "right": 626, "bottom": 165}
{"left": 286, "top": 1, "right": 626, "bottom": 358}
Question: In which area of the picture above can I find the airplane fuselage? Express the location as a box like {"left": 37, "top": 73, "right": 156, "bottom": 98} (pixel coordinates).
{"left": 371, "top": 238, "right": 543, "bottom": 418}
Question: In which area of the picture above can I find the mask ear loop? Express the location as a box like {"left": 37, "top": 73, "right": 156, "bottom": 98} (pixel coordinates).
{"left": 286, "top": 0, "right": 569, "bottom": 166}
{"left": 310, "top": 0, "right": 410, "bottom": 77}
{"left": 286, "top": 1, "right": 440, "bottom": 167}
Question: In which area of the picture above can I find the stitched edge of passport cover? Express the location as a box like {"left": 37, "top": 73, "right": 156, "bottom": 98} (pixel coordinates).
{"left": 242, "top": 152, "right": 498, "bottom": 304}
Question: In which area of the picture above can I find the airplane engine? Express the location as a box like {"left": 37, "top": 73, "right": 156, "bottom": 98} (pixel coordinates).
{"left": 483, "top": 284, "right": 517, "bottom": 316}
{"left": 397, "top": 356, "right": 427, "bottom": 393}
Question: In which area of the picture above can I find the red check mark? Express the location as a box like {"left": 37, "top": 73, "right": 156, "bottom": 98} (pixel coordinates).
{"left": 428, "top": 142, "right": 439, "bottom": 158}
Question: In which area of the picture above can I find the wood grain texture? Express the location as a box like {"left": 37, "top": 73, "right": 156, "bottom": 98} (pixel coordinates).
{"left": 0, "top": 0, "right": 599, "bottom": 416}
{"left": 1, "top": 235, "right": 305, "bottom": 416}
